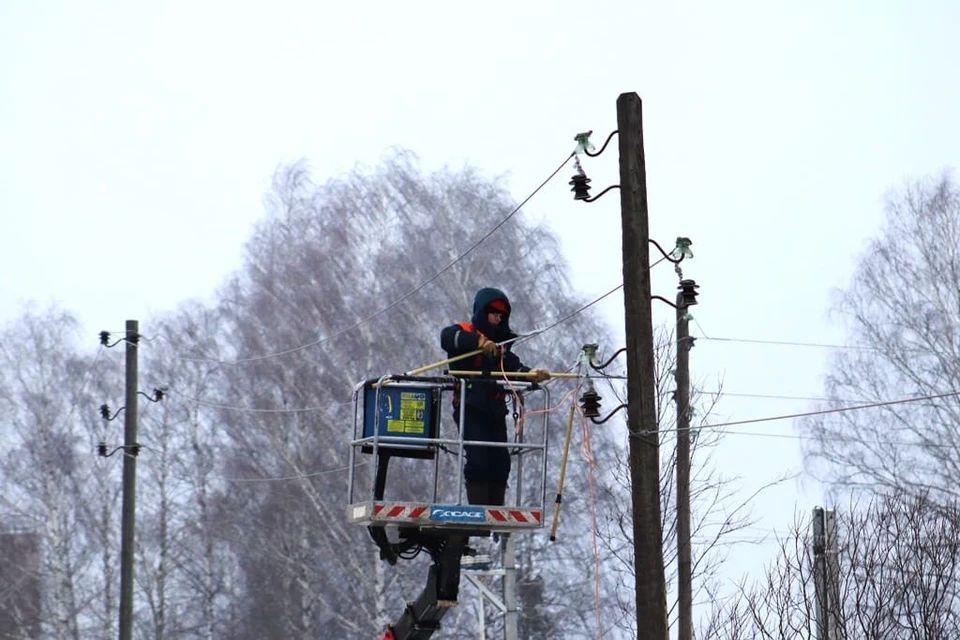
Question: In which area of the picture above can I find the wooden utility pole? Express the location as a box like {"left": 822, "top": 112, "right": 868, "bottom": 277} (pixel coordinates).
{"left": 618, "top": 91, "right": 669, "bottom": 639}
{"left": 675, "top": 297, "right": 693, "bottom": 640}
{"left": 118, "top": 320, "right": 139, "bottom": 640}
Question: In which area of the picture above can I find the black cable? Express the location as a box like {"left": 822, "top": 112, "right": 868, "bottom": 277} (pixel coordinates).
{"left": 647, "top": 389, "right": 960, "bottom": 435}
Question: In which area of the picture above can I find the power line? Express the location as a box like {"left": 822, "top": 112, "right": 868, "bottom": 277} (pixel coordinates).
{"left": 721, "top": 428, "right": 960, "bottom": 449}
{"left": 703, "top": 391, "right": 877, "bottom": 403}
{"left": 696, "top": 335, "right": 944, "bottom": 354}
{"left": 223, "top": 460, "right": 369, "bottom": 483}
{"left": 167, "top": 367, "right": 957, "bottom": 421}
{"left": 167, "top": 280, "right": 633, "bottom": 414}
{"left": 709, "top": 390, "right": 960, "bottom": 406}
{"left": 518, "top": 278, "right": 682, "bottom": 354}
{"left": 653, "top": 390, "right": 960, "bottom": 436}
{"left": 168, "top": 388, "right": 353, "bottom": 414}
{"left": 180, "top": 152, "right": 575, "bottom": 366}
{"left": 515, "top": 284, "right": 623, "bottom": 346}
{"left": 698, "top": 336, "right": 873, "bottom": 350}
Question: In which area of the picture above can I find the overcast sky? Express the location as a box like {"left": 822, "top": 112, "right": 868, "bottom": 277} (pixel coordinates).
{"left": 3, "top": 0, "right": 959, "bottom": 623}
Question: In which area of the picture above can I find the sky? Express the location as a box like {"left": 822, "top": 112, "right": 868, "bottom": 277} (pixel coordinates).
{"left": 3, "top": 0, "right": 960, "bottom": 626}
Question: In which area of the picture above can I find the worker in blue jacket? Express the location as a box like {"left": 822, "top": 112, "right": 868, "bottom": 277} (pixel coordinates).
{"left": 440, "top": 287, "right": 550, "bottom": 506}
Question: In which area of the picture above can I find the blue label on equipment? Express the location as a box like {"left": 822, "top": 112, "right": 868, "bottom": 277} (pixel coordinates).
{"left": 429, "top": 505, "right": 487, "bottom": 523}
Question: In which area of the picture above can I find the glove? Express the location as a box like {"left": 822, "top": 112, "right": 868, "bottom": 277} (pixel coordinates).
{"left": 529, "top": 368, "right": 551, "bottom": 383}
{"left": 477, "top": 335, "right": 500, "bottom": 357}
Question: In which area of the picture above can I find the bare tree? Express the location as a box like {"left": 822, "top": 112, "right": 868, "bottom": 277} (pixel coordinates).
{"left": 802, "top": 173, "right": 960, "bottom": 501}
{"left": 0, "top": 307, "right": 122, "bottom": 639}
{"left": 703, "top": 491, "right": 960, "bottom": 639}
{"left": 130, "top": 302, "right": 240, "bottom": 639}
{"left": 198, "top": 152, "right": 625, "bottom": 637}
{"left": 590, "top": 325, "right": 777, "bottom": 638}
{"left": 0, "top": 152, "right": 772, "bottom": 637}
{"left": 0, "top": 526, "right": 42, "bottom": 639}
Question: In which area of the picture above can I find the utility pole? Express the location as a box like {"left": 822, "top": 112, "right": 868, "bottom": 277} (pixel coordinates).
{"left": 675, "top": 296, "right": 693, "bottom": 640}
{"left": 461, "top": 535, "right": 518, "bottom": 640}
{"left": 812, "top": 507, "right": 829, "bottom": 640}
{"left": 503, "top": 535, "right": 518, "bottom": 640}
{"left": 825, "top": 509, "right": 841, "bottom": 640}
{"left": 118, "top": 320, "right": 139, "bottom": 640}
{"left": 813, "top": 507, "right": 842, "bottom": 639}
{"left": 618, "top": 91, "right": 668, "bottom": 639}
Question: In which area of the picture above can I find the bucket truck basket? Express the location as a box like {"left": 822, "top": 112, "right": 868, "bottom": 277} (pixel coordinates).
{"left": 346, "top": 374, "right": 550, "bottom": 533}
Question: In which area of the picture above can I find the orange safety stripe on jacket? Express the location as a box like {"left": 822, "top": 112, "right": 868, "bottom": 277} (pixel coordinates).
{"left": 453, "top": 321, "right": 507, "bottom": 403}
{"left": 457, "top": 322, "right": 484, "bottom": 370}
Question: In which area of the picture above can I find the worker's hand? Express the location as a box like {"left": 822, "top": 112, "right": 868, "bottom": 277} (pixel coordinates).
{"left": 529, "top": 368, "right": 551, "bottom": 383}
{"left": 477, "top": 335, "right": 500, "bottom": 357}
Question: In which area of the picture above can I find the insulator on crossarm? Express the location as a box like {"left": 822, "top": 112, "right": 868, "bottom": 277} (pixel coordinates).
{"left": 581, "top": 343, "right": 599, "bottom": 367}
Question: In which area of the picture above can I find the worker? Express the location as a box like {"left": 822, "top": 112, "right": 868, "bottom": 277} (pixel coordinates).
{"left": 440, "top": 287, "right": 550, "bottom": 506}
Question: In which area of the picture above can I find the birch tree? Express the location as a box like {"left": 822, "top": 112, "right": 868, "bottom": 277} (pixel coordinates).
{"left": 702, "top": 491, "right": 960, "bottom": 639}
{"left": 0, "top": 307, "right": 117, "bottom": 639}
{"left": 204, "top": 152, "right": 624, "bottom": 637}
{"left": 802, "top": 173, "right": 960, "bottom": 501}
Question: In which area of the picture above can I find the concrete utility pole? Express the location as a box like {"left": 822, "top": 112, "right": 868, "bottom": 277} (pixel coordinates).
{"left": 461, "top": 534, "right": 518, "bottom": 640}
{"left": 825, "top": 509, "right": 841, "bottom": 640}
{"left": 503, "top": 535, "right": 518, "bottom": 640}
{"left": 118, "top": 320, "right": 139, "bottom": 640}
{"left": 675, "top": 297, "right": 693, "bottom": 640}
{"left": 812, "top": 507, "right": 830, "bottom": 640}
{"left": 617, "top": 91, "right": 669, "bottom": 639}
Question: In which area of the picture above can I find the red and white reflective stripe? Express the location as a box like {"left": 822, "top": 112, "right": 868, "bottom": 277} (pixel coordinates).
{"left": 488, "top": 509, "right": 542, "bottom": 525}
{"left": 372, "top": 504, "right": 429, "bottom": 520}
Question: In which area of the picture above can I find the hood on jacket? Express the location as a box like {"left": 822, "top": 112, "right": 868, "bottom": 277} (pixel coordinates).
{"left": 471, "top": 287, "right": 512, "bottom": 341}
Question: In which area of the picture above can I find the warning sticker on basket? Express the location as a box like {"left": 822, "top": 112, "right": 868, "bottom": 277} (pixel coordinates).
{"left": 382, "top": 391, "right": 427, "bottom": 434}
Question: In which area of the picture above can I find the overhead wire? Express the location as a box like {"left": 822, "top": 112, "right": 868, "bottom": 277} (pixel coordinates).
{"left": 664, "top": 326, "right": 960, "bottom": 428}
{"left": 513, "top": 284, "right": 623, "bottom": 347}
{"left": 162, "top": 279, "right": 636, "bottom": 416}
{"left": 180, "top": 332, "right": 952, "bottom": 413}
{"left": 71, "top": 344, "right": 106, "bottom": 434}
{"left": 647, "top": 389, "right": 960, "bottom": 436}
{"left": 718, "top": 428, "right": 960, "bottom": 448}
{"left": 516, "top": 245, "right": 689, "bottom": 348}
{"left": 63, "top": 345, "right": 113, "bottom": 491}
{"left": 160, "top": 390, "right": 369, "bottom": 483}
{"left": 165, "top": 387, "right": 354, "bottom": 414}
{"left": 585, "top": 383, "right": 958, "bottom": 406}
{"left": 696, "top": 335, "right": 944, "bottom": 354}
{"left": 702, "top": 391, "right": 865, "bottom": 403}
{"left": 223, "top": 459, "right": 370, "bottom": 483}
{"left": 180, "top": 151, "right": 576, "bottom": 366}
